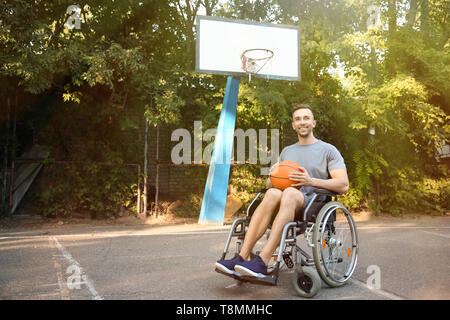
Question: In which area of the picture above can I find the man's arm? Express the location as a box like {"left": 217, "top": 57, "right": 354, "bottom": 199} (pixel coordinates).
{"left": 310, "top": 168, "right": 349, "bottom": 195}
{"left": 289, "top": 168, "right": 349, "bottom": 195}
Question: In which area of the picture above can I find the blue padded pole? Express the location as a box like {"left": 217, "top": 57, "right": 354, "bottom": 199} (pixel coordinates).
{"left": 198, "top": 76, "right": 240, "bottom": 225}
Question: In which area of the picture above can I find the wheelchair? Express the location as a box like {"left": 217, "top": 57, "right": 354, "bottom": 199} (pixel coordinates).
{"left": 215, "top": 188, "right": 359, "bottom": 298}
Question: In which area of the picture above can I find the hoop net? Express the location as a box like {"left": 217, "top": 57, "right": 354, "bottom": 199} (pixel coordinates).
{"left": 241, "top": 49, "right": 274, "bottom": 81}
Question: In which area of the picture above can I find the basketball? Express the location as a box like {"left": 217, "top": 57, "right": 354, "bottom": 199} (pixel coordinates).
{"left": 270, "top": 160, "right": 303, "bottom": 190}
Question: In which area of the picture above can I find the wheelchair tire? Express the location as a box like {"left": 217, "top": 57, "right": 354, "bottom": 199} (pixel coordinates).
{"left": 312, "top": 202, "right": 359, "bottom": 288}
{"left": 291, "top": 267, "right": 321, "bottom": 298}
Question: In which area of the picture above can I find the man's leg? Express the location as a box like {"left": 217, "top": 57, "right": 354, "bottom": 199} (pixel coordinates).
{"left": 259, "top": 187, "right": 304, "bottom": 265}
{"left": 239, "top": 188, "right": 282, "bottom": 260}
{"left": 215, "top": 188, "right": 282, "bottom": 275}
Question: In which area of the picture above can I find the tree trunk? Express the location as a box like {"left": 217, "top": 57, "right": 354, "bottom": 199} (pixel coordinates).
{"left": 143, "top": 118, "right": 148, "bottom": 218}
{"left": 406, "top": 0, "right": 418, "bottom": 27}
{"left": 420, "top": 0, "right": 430, "bottom": 36}
{"left": 386, "top": 0, "right": 397, "bottom": 78}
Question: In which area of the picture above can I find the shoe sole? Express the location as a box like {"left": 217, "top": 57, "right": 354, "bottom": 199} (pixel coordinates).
{"left": 215, "top": 262, "right": 242, "bottom": 276}
{"left": 235, "top": 265, "right": 267, "bottom": 278}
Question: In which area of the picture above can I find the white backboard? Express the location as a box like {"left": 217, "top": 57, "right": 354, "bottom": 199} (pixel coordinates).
{"left": 196, "top": 16, "right": 300, "bottom": 81}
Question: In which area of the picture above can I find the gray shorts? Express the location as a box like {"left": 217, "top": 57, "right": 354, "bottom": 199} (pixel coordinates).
{"left": 294, "top": 193, "right": 328, "bottom": 222}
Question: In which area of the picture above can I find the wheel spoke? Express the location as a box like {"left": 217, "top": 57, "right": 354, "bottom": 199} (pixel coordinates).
{"left": 313, "top": 203, "right": 359, "bottom": 287}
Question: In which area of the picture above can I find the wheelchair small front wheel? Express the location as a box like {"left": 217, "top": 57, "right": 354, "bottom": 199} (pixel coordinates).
{"left": 312, "top": 202, "right": 359, "bottom": 288}
{"left": 291, "top": 267, "right": 321, "bottom": 298}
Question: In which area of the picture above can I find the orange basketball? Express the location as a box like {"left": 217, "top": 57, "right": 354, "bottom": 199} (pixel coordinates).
{"left": 270, "top": 160, "right": 303, "bottom": 190}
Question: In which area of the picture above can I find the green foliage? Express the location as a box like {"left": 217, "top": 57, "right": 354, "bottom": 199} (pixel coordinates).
{"left": 339, "top": 185, "right": 364, "bottom": 212}
{"left": 380, "top": 166, "right": 449, "bottom": 216}
{"left": 331, "top": 0, "right": 450, "bottom": 214}
{"left": 35, "top": 161, "right": 137, "bottom": 218}
{"left": 229, "top": 165, "right": 267, "bottom": 208}
{"left": 1, "top": 0, "right": 448, "bottom": 218}
{"left": 171, "top": 193, "right": 203, "bottom": 218}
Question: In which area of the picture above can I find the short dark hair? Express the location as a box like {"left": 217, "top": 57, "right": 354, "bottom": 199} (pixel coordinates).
{"left": 291, "top": 104, "right": 314, "bottom": 118}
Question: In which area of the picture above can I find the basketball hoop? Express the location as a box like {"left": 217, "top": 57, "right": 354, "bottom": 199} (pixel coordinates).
{"left": 241, "top": 48, "right": 274, "bottom": 82}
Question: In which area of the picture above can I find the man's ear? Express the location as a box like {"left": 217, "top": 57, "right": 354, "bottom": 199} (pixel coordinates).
{"left": 292, "top": 121, "right": 295, "bottom": 130}
{"left": 312, "top": 120, "right": 316, "bottom": 128}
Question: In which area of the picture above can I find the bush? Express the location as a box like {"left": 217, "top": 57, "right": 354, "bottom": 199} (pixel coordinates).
{"left": 378, "top": 167, "right": 449, "bottom": 215}
{"left": 171, "top": 193, "right": 202, "bottom": 218}
{"left": 229, "top": 165, "right": 266, "bottom": 209}
{"left": 35, "top": 162, "right": 137, "bottom": 218}
{"left": 339, "top": 186, "right": 364, "bottom": 212}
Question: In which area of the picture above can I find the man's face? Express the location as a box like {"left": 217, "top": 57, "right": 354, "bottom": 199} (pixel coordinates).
{"left": 292, "top": 108, "right": 316, "bottom": 138}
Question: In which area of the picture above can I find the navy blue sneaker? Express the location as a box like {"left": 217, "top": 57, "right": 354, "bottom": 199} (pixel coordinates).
{"left": 234, "top": 255, "right": 268, "bottom": 278}
{"left": 215, "top": 254, "right": 244, "bottom": 276}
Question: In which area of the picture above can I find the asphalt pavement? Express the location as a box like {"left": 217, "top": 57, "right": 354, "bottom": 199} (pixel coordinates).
{"left": 0, "top": 216, "right": 449, "bottom": 300}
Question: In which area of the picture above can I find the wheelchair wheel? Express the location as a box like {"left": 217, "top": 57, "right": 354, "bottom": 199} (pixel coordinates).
{"left": 312, "top": 202, "right": 359, "bottom": 287}
{"left": 291, "top": 267, "right": 321, "bottom": 298}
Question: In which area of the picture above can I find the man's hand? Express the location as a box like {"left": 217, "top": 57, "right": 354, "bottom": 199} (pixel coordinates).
{"left": 288, "top": 166, "right": 312, "bottom": 187}
{"left": 289, "top": 167, "right": 349, "bottom": 195}
{"left": 266, "top": 177, "right": 273, "bottom": 189}
{"left": 266, "top": 162, "right": 279, "bottom": 189}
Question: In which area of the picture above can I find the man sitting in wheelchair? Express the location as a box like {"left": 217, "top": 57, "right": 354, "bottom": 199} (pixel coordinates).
{"left": 216, "top": 104, "right": 349, "bottom": 279}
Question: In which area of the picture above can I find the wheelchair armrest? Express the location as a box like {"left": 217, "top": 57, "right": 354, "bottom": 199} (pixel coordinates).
{"left": 246, "top": 188, "right": 266, "bottom": 217}
{"left": 313, "top": 188, "right": 339, "bottom": 197}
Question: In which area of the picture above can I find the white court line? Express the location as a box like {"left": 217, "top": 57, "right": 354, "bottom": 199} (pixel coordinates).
{"left": 418, "top": 230, "right": 450, "bottom": 239}
{"left": 51, "top": 237, "right": 103, "bottom": 300}
{"left": 349, "top": 278, "right": 405, "bottom": 300}
{"left": 355, "top": 226, "right": 450, "bottom": 230}
{"left": 49, "top": 237, "right": 70, "bottom": 300}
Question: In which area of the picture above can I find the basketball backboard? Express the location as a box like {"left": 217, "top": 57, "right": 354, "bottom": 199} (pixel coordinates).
{"left": 196, "top": 15, "right": 300, "bottom": 81}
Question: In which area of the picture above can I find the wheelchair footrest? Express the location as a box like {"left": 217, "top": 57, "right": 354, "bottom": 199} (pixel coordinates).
{"left": 215, "top": 268, "right": 242, "bottom": 281}
{"left": 215, "top": 267, "right": 277, "bottom": 286}
{"left": 282, "top": 254, "right": 294, "bottom": 269}
{"left": 238, "top": 275, "right": 277, "bottom": 286}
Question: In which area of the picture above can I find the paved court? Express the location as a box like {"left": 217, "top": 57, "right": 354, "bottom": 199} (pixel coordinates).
{"left": 0, "top": 216, "right": 449, "bottom": 300}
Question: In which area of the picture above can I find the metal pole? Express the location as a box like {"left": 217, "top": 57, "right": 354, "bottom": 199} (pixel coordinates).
{"left": 1, "top": 98, "right": 11, "bottom": 216}
{"left": 198, "top": 76, "right": 240, "bottom": 225}
{"left": 137, "top": 164, "right": 141, "bottom": 215}
{"left": 8, "top": 159, "right": 14, "bottom": 216}
{"left": 155, "top": 124, "right": 160, "bottom": 217}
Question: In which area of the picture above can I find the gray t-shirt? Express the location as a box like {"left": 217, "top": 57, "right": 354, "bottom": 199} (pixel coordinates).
{"left": 278, "top": 140, "right": 346, "bottom": 196}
